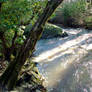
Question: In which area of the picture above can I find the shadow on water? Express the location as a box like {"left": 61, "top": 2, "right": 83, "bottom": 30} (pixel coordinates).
{"left": 50, "top": 51, "right": 92, "bottom": 92}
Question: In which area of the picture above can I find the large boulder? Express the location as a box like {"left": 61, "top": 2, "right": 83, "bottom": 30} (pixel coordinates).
{"left": 24, "top": 23, "right": 68, "bottom": 39}
{"left": 41, "top": 23, "right": 68, "bottom": 39}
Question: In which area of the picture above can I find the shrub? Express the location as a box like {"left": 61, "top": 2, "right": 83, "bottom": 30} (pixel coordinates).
{"left": 49, "top": 0, "right": 87, "bottom": 27}
{"left": 84, "top": 16, "right": 92, "bottom": 29}
{"left": 61, "top": 0, "right": 86, "bottom": 25}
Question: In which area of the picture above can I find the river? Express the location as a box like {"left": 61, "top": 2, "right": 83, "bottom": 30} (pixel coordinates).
{"left": 33, "top": 28, "right": 92, "bottom": 92}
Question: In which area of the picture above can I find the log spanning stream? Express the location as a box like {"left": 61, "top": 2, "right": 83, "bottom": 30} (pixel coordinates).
{"left": 33, "top": 28, "right": 92, "bottom": 92}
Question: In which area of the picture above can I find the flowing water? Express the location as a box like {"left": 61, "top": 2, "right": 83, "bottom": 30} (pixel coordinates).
{"left": 33, "top": 28, "right": 92, "bottom": 92}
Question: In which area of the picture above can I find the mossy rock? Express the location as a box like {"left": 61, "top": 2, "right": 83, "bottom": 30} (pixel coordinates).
{"left": 24, "top": 23, "right": 68, "bottom": 39}
{"left": 41, "top": 23, "right": 68, "bottom": 39}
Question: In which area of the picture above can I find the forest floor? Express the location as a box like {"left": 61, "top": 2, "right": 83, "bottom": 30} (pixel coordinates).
{"left": 33, "top": 28, "right": 92, "bottom": 92}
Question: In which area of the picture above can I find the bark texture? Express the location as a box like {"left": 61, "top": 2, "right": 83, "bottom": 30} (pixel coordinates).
{"left": 0, "top": 0, "right": 63, "bottom": 90}
{"left": 0, "top": 3, "right": 2, "bottom": 12}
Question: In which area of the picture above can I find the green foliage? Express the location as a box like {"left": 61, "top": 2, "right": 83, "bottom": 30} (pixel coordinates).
{"left": 0, "top": 0, "right": 47, "bottom": 59}
{"left": 0, "top": 0, "right": 32, "bottom": 49}
{"left": 49, "top": 0, "right": 87, "bottom": 27}
{"left": 84, "top": 16, "right": 92, "bottom": 29}
{"left": 4, "top": 29, "right": 14, "bottom": 47}
{"left": 61, "top": 0, "right": 86, "bottom": 22}
{"left": 84, "top": 16, "right": 92, "bottom": 23}
{"left": 0, "top": 0, "right": 8, "bottom": 2}
{"left": 1, "top": 0, "right": 29, "bottom": 29}
{"left": 0, "top": 0, "right": 46, "bottom": 34}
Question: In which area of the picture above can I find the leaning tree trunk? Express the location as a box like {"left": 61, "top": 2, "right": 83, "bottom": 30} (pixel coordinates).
{"left": 0, "top": 2, "right": 2, "bottom": 11}
{"left": 0, "top": 0, "right": 63, "bottom": 90}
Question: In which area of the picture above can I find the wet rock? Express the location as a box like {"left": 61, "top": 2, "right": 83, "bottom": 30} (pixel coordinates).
{"left": 41, "top": 23, "right": 67, "bottom": 39}
{"left": 61, "top": 31, "right": 68, "bottom": 38}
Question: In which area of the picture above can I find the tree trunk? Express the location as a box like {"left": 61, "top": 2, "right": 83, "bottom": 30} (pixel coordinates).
{"left": 0, "top": 3, "right": 2, "bottom": 12}
{"left": 0, "top": 0, "right": 63, "bottom": 90}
